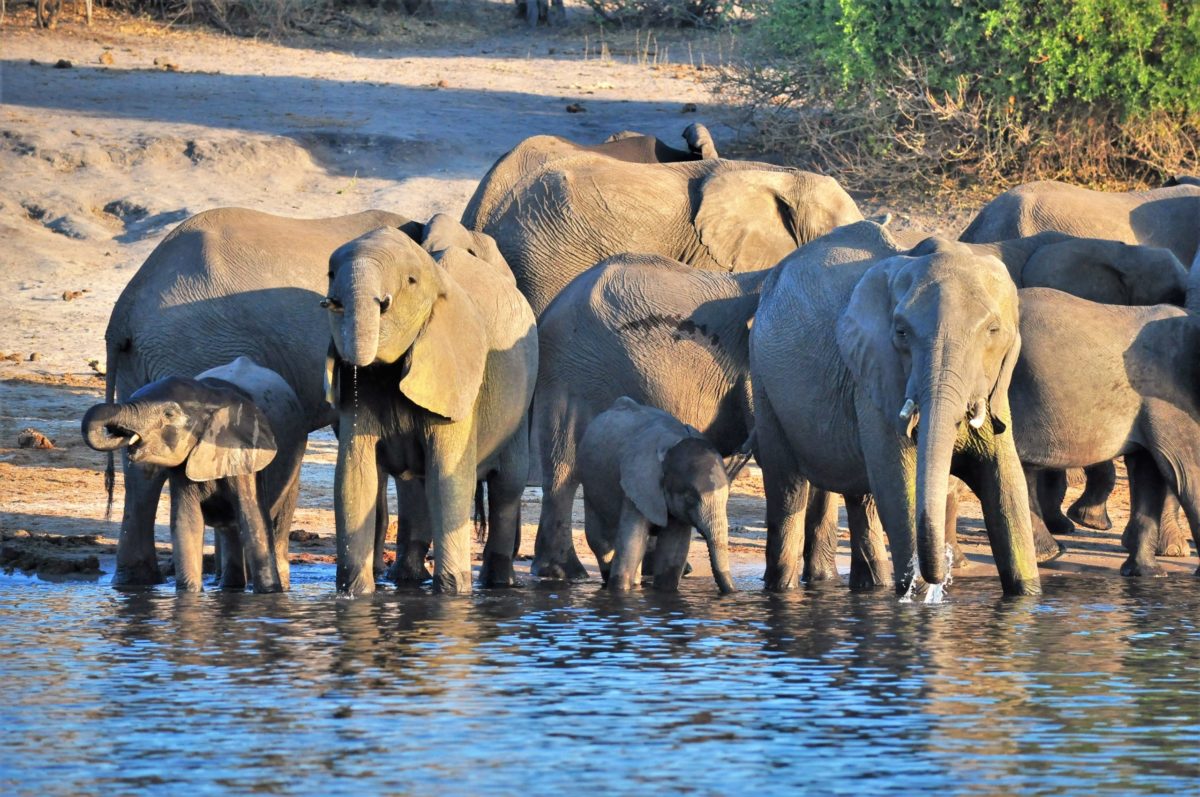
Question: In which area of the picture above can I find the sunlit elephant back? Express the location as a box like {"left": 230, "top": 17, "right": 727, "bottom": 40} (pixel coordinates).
{"left": 463, "top": 137, "right": 862, "bottom": 315}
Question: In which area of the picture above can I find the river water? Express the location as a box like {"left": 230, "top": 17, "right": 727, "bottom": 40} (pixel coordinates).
{"left": 2, "top": 566, "right": 1197, "bottom": 795}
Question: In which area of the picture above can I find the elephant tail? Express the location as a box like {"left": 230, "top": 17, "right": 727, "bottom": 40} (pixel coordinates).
{"left": 725, "top": 431, "right": 756, "bottom": 481}
{"left": 473, "top": 481, "right": 488, "bottom": 544}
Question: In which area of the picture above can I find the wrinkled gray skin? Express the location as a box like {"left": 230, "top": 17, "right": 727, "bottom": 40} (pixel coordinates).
{"left": 579, "top": 398, "right": 736, "bottom": 594}
{"left": 463, "top": 134, "right": 862, "bottom": 315}
{"left": 103, "top": 207, "right": 423, "bottom": 588}
{"left": 532, "top": 252, "right": 863, "bottom": 585}
{"left": 82, "top": 358, "right": 305, "bottom": 593}
{"left": 962, "top": 180, "right": 1200, "bottom": 546}
{"left": 324, "top": 218, "right": 537, "bottom": 595}
{"left": 1009, "top": 289, "right": 1200, "bottom": 577}
{"left": 751, "top": 221, "right": 1041, "bottom": 596}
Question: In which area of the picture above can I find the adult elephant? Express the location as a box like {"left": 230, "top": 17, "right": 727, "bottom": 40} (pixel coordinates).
{"left": 962, "top": 182, "right": 1200, "bottom": 547}
{"left": 532, "top": 253, "right": 871, "bottom": 583}
{"left": 101, "top": 207, "right": 422, "bottom": 587}
{"left": 463, "top": 143, "right": 862, "bottom": 315}
{"left": 751, "top": 221, "right": 1041, "bottom": 596}
{"left": 323, "top": 221, "right": 538, "bottom": 595}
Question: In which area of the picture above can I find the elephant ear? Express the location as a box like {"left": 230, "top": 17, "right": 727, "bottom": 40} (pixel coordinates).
{"left": 399, "top": 275, "right": 487, "bottom": 422}
{"left": 694, "top": 170, "right": 803, "bottom": 271}
{"left": 618, "top": 434, "right": 671, "bottom": 528}
{"left": 422, "top": 214, "right": 508, "bottom": 271}
{"left": 185, "top": 395, "right": 277, "bottom": 482}
{"left": 836, "top": 258, "right": 909, "bottom": 421}
{"left": 987, "top": 330, "right": 1021, "bottom": 436}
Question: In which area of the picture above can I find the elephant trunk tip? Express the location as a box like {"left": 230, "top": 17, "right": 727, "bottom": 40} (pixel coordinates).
{"left": 715, "top": 570, "right": 736, "bottom": 594}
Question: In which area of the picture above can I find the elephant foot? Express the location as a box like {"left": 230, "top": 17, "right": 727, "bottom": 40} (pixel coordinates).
{"left": 1120, "top": 555, "right": 1167, "bottom": 578}
{"left": 337, "top": 568, "right": 377, "bottom": 596}
{"left": 1067, "top": 500, "right": 1112, "bottom": 531}
{"left": 763, "top": 563, "right": 800, "bottom": 592}
{"left": 1044, "top": 512, "right": 1076, "bottom": 536}
{"left": 847, "top": 567, "right": 884, "bottom": 591}
{"left": 652, "top": 566, "right": 685, "bottom": 592}
{"left": 251, "top": 581, "right": 284, "bottom": 595}
{"left": 433, "top": 570, "right": 473, "bottom": 595}
{"left": 113, "top": 561, "right": 166, "bottom": 588}
{"left": 530, "top": 552, "right": 589, "bottom": 581}
{"left": 682, "top": 561, "right": 693, "bottom": 578}
{"left": 1034, "top": 531, "right": 1066, "bottom": 563}
{"left": 803, "top": 565, "right": 840, "bottom": 584}
{"left": 479, "top": 553, "right": 520, "bottom": 589}
{"left": 1156, "top": 518, "right": 1191, "bottom": 558}
{"left": 388, "top": 558, "right": 433, "bottom": 587}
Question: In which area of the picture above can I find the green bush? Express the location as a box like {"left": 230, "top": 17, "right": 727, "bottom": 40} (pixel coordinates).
{"left": 726, "top": 0, "right": 1200, "bottom": 191}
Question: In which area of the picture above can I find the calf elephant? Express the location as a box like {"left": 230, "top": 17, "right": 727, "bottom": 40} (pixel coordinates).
{"left": 463, "top": 138, "right": 862, "bottom": 314}
{"left": 1009, "top": 289, "right": 1200, "bottom": 576}
{"left": 532, "top": 253, "right": 856, "bottom": 584}
{"left": 751, "top": 221, "right": 1041, "bottom": 596}
{"left": 324, "top": 218, "right": 538, "bottom": 595}
{"left": 579, "top": 398, "right": 736, "bottom": 594}
{"left": 101, "top": 207, "right": 423, "bottom": 587}
{"left": 82, "top": 357, "right": 305, "bottom": 593}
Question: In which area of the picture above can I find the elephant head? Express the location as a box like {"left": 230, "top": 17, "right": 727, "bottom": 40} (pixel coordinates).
{"left": 1020, "top": 238, "right": 1186, "bottom": 306}
{"left": 619, "top": 423, "right": 735, "bottom": 594}
{"left": 837, "top": 238, "right": 1022, "bottom": 586}
{"left": 81, "top": 377, "right": 277, "bottom": 482}
{"left": 693, "top": 168, "right": 863, "bottom": 271}
{"left": 325, "top": 226, "right": 487, "bottom": 422}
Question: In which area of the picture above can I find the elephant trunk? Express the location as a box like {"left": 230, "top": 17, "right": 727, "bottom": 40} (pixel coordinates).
{"left": 342, "top": 262, "right": 383, "bottom": 367}
{"left": 914, "top": 370, "right": 967, "bottom": 587}
{"left": 697, "top": 501, "right": 736, "bottom": 594}
{"left": 81, "top": 403, "right": 135, "bottom": 452}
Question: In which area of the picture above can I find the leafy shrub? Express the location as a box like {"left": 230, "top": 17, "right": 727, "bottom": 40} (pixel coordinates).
{"left": 724, "top": 0, "right": 1200, "bottom": 191}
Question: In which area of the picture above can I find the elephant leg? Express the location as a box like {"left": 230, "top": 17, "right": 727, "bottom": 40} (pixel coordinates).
{"left": 114, "top": 458, "right": 167, "bottom": 587}
{"left": 532, "top": 466, "right": 588, "bottom": 581}
{"left": 652, "top": 521, "right": 692, "bottom": 591}
{"left": 479, "top": 455, "right": 525, "bottom": 589}
{"left": 524, "top": 0, "right": 538, "bottom": 27}
{"left": 856, "top": 404, "right": 916, "bottom": 595}
{"left": 1067, "top": 461, "right": 1116, "bottom": 531}
{"left": 582, "top": 499, "right": 613, "bottom": 585}
{"left": 845, "top": 494, "right": 887, "bottom": 590}
{"left": 334, "top": 427, "right": 380, "bottom": 596}
{"left": 1119, "top": 452, "right": 1168, "bottom": 577}
{"left": 802, "top": 488, "right": 840, "bottom": 584}
{"left": 372, "top": 472, "right": 391, "bottom": 579}
{"left": 269, "top": 475, "right": 300, "bottom": 592}
{"left": 549, "top": 0, "right": 565, "bottom": 24}
{"left": 389, "top": 478, "right": 432, "bottom": 586}
{"left": 168, "top": 479, "right": 205, "bottom": 593}
{"left": 216, "top": 525, "right": 245, "bottom": 591}
{"left": 1025, "top": 466, "right": 1066, "bottom": 562}
{"left": 210, "top": 530, "right": 224, "bottom": 586}
{"left": 1039, "top": 470, "right": 1076, "bottom": 535}
{"left": 946, "top": 477, "right": 967, "bottom": 568}
{"left": 1156, "top": 490, "right": 1191, "bottom": 557}
{"left": 957, "top": 429, "right": 1041, "bottom": 596}
{"left": 756, "top": 394, "right": 809, "bottom": 592}
{"left": 231, "top": 475, "right": 282, "bottom": 593}
{"left": 427, "top": 434, "right": 478, "bottom": 595}
{"left": 608, "top": 499, "right": 651, "bottom": 592}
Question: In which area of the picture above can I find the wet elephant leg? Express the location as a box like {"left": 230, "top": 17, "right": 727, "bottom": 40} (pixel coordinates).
{"left": 846, "top": 494, "right": 888, "bottom": 590}
{"left": 532, "top": 466, "right": 588, "bottom": 581}
{"left": 372, "top": 472, "right": 391, "bottom": 579}
{"left": 1039, "top": 470, "right": 1076, "bottom": 535}
{"left": 216, "top": 525, "right": 246, "bottom": 591}
{"left": 114, "top": 458, "right": 167, "bottom": 587}
{"left": 389, "top": 478, "right": 432, "bottom": 586}
{"left": 651, "top": 521, "right": 692, "bottom": 591}
{"left": 1067, "top": 461, "right": 1116, "bottom": 531}
{"left": 946, "top": 477, "right": 966, "bottom": 568}
{"left": 756, "top": 395, "right": 809, "bottom": 592}
{"left": 479, "top": 464, "right": 524, "bottom": 589}
{"left": 169, "top": 480, "right": 206, "bottom": 593}
{"left": 1025, "top": 466, "right": 1066, "bottom": 562}
{"left": 802, "top": 488, "right": 840, "bottom": 584}
{"left": 1120, "top": 452, "right": 1168, "bottom": 577}
{"left": 608, "top": 500, "right": 651, "bottom": 592}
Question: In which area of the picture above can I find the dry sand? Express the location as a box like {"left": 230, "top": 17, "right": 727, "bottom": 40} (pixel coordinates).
{"left": 1, "top": 10, "right": 1192, "bottom": 588}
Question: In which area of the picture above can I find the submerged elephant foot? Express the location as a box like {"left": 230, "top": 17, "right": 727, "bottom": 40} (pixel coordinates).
{"left": 389, "top": 543, "right": 433, "bottom": 586}
{"left": 113, "top": 562, "right": 166, "bottom": 589}
{"left": 763, "top": 563, "right": 801, "bottom": 592}
{"left": 479, "top": 553, "right": 520, "bottom": 589}
{"left": 530, "top": 552, "right": 589, "bottom": 581}
{"left": 433, "top": 570, "right": 473, "bottom": 595}
{"left": 847, "top": 562, "right": 885, "bottom": 591}
{"left": 1120, "top": 555, "right": 1167, "bottom": 578}
{"left": 1067, "top": 500, "right": 1112, "bottom": 531}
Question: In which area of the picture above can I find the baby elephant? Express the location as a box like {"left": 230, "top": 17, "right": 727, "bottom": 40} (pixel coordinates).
{"left": 578, "top": 398, "right": 736, "bottom": 593}
{"left": 82, "top": 357, "right": 305, "bottom": 593}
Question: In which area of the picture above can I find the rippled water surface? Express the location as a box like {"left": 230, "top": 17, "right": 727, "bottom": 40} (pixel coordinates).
{"left": 2, "top": 567, "right": 1198, "bottom": 795}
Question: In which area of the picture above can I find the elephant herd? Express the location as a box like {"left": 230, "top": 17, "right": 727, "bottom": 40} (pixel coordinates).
{"left": 79, "top": 123, "right": 1200, "bottom": 599}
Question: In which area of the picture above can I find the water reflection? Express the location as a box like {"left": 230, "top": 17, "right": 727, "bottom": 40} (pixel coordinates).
{"left": 1, "top": 570, "right": 1197, "bottom": 794}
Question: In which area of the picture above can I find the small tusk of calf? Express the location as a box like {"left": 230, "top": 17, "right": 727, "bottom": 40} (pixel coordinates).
{"left": 968, "top": 400, "right": 986, "bottom": 429}
{"left": 899, "top": 398, "right": 917, "bottom": 421}
{"left": 128, "top": 432, "right": 141, "bottom": 445}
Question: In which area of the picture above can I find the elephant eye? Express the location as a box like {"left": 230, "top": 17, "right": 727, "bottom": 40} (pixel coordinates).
{"left": 407, "top": 275, "right": 417, "bottom": 286}
{"left": 321, "top": 297, "right": 344, "bottom": 312}
{"left": 988, "top": 323, "right": 1001, "bottom": 336}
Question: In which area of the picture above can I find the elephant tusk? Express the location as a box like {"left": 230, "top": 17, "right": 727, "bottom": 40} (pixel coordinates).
{"left": 127, "top": 432, "right": 140, "bottom": 445}
{"left": 968, "top": 400, "right": 986, "bottom": 429}
{"left": 899, "top": 398, "right": 917, "bottom": 421}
